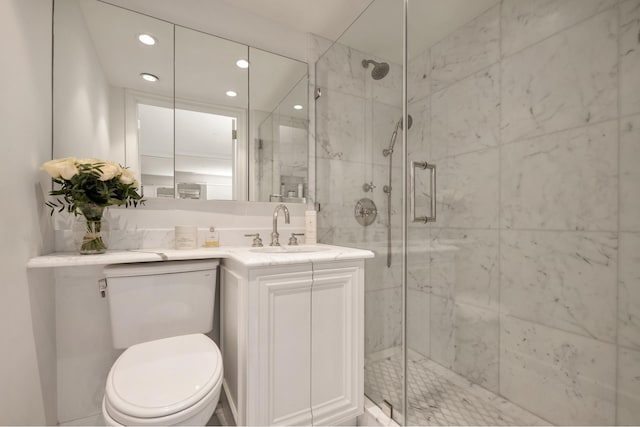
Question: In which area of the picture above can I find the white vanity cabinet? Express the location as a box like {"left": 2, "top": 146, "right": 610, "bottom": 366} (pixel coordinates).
{"left": 221, "top": 259, "right": 364, "bottom": 426}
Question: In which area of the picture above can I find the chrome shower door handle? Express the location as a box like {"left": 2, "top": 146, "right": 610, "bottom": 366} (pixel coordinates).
{"left": 410, "top": 160, "right": 436, "bottom": 223}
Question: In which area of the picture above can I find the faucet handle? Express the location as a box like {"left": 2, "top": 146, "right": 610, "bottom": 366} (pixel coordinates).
{"left": 244, "top": 233, "right": 263, "bottom": 247}
{"left": 288, "top": 233, "right": 305, "bottom": 246}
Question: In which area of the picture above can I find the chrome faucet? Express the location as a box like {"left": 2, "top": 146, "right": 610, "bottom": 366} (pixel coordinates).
{"left": 271, "top": 204, "right": 290, "bottom": 246}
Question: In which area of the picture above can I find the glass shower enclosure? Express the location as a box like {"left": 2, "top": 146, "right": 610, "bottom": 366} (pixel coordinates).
{"left": 316, "top": 0, "right": 639, "bottom": 425}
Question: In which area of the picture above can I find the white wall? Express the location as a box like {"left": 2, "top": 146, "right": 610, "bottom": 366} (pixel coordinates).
{"left": 0, "top": 0, "right": 56, "bottom": 424}
{"left": 54, "top": 0, "right": 113, "bottom": 161}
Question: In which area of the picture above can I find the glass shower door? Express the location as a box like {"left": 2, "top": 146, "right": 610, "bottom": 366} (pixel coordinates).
{"left": 313, "top": 0, "right": 405, "bottom": 422}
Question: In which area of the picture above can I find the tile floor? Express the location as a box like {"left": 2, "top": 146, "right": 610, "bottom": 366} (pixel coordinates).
{"left": 365, "top": 348, "right": 550, "bottom": 426}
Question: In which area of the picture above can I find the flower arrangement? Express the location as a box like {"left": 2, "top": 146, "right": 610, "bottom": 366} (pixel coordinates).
{"left": 42, "top": 157, "right": 144, "bottom": 254}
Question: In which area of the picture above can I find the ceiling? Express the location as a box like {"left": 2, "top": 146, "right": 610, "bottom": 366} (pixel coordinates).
{"left": 339, "top": 0, "right": 500, "bottom": 63}
{"left": 98, "top": 0, "right": 501, "bottom": 65}
{"left": 217, "top": 0, "right": 374, "bottom": 42}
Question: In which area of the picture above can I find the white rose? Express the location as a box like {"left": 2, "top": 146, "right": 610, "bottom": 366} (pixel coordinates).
{"left": 119, "top": 168, "right": 136, "bottom": 185}
{"left": 99, "top": 162, "right": 122, "bottom": 181}
{"left": 41, "top": 157, "right": 78, "bottom": 179}
{"left": 76, "top": 158, "right": 100, "bottom": 165}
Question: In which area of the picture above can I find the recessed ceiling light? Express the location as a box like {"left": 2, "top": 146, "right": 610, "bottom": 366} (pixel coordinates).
{"left": 137, "top": 34, "right": 157, "bottom": 46}
{"left": 293, "top": 104, "right": 304, "bottom": 110}
{"left": 226, "top": 90, "right": 238, "bottom": 97}
{"left": 236, "top": 59, "right": 249, "bottom": 69}
{"left": 140, "top": 73, "right": 159, "bottom": 82}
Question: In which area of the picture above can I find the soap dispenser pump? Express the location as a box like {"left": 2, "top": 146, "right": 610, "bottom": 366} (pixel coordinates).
{"left": 204, "top": 227, "right": 220, "bottom": 247}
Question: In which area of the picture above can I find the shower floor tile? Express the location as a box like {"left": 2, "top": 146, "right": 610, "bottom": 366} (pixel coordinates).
{"left": 365, "top": 348, "right": 551, "bottom": 426}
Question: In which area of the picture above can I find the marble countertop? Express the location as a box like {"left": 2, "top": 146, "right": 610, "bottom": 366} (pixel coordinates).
{"left": 26, "top": 244, "right": 374, "bottom": 269}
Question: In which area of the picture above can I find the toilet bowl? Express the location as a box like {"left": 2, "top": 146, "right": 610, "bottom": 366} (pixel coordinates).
{"left": 102, "top": 334, "right": 223, "bottom": 426}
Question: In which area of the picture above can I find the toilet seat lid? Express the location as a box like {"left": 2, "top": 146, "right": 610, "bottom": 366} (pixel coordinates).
{"left": 105, "top": 333, "right": 222, "bottom": 419}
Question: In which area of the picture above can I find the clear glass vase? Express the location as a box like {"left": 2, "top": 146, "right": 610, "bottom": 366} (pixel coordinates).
{"left": 72, "top": 204, "right": 109, "bottom": 254}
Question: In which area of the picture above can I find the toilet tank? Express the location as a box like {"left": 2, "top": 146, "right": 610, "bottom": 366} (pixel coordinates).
{"left": 103, "top": 260, "right": 219, "bottom": 349}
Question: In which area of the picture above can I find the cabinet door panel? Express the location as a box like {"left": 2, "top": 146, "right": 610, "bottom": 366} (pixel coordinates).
{"left": 256, "top": 269, "right": 313, "bottom": 426}
{"left": 311, "top": 261, "right": 364, "bottom": 425}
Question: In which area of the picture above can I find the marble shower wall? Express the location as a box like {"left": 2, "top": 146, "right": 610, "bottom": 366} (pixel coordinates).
{"left": 315, "top": 0, "right": 640, "bottom": 425}
{"left": 404, "top": 0, "right": 640, "bottom": 425}
{"left": 314, "top": 36, "right": 405, "bottom": 356}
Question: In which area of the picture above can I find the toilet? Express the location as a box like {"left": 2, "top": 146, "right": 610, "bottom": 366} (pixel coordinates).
{"left": 101, "top": 260, "right": 222, "bottom": 426}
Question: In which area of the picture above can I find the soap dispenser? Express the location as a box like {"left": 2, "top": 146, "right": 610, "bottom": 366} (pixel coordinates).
{"left": 204, "top": 227, "right": 220, "bottom": 247}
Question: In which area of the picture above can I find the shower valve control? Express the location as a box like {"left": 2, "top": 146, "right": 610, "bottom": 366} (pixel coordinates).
{"left": 362, "top": 182, "right": 376, "bottom": 192}
{"left": 354, "top": 198, "right": 377, "bottom": 226}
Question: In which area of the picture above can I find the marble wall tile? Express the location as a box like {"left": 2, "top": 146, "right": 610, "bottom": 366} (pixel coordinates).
{"left": 431, "top": 229, "right": 500, "bottom": 311}
{"left": 408, "top": 96, "right": 430, "bottom": 162}
{"left": 501, "top": 0, "right": 618, "bottom": 57}
{"left": 429, "top": 297, "right": 500, "bottom": 392}
{"left": 369, "top": 164, "right": 402, "bottom": 227}
{"left": 618, "top": 346, "right": 640, "bottom": 425}
{"left": 620, "top": 0, "right": 640, "bottom": 116}
{"left": 365, "top": 287, "right": 402, "bottom": 355}
{"left": 315, "top": 158, "right": 365, "bottom": 207}
{"left": 407, "top": 289, "right": 430, "bottom": 358}
{"left": 368, "top": 59, "right": 402, "bottom": 107}
{"left": 408, "top": 49, "right": 430, "bottom": 104}
{"left": 501, "top": 230, "right": 618, "bottom": 343}
{"left": 500, "top": 315, "right": 616, "bottom": 425}
{"left": 431, "top": 63, "right": 500, "bottom": 160}
{"left": 501, "top": 9, "right": 618, "bottom": 144}
{"left": 501, "top": 120, "right": 618, "bottom": 231}
{"left": 430, "top": 294, "right": 456, "bottom": 368}
{"left": 436, "top": 147, "right": 500, "bottom": 229}
{"left": 452, "top": 302, "right": 500, "bottom": 393}
{"left": 407, "top": 226, "right": 430, "bottom": 291}
{"left": 316, "top": 90, "right": 366, "bottom": 162}
{"left": 431, "top": 5, "right": 500, "bottom": 92}
{"left": 619, "top": 232, "right": 640, "bottom": 349}
{"left": 370, "top": 101, "right": 402, "bottom": 167}
{"left": 315, "top": 41, "right": 366, "bottom": 98}
{"left": 621, "top": 115, "right": 640, "bottom": 231}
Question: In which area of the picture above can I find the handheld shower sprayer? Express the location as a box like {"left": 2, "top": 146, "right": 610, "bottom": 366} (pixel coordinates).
{"left": 383, "top": 115, "right": 413, "bottom": 157}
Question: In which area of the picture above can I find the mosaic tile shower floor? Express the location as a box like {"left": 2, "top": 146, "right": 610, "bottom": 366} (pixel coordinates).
{"left": 364, "top": 349, "right": 550, "bottom": 426}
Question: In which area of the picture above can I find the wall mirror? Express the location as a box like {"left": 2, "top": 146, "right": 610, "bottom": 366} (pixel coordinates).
{"left": 53, "top": 0, "right": 308, "bottom": 202}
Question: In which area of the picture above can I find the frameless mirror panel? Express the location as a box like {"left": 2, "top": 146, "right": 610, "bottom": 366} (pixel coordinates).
{"left": 53, "top": 0, "right": 174, "bottom": 192}
{"left": 174, "top": 26, "right": 248, "bottom": 200}
{"left": 249, "top": 47, "right": 308, "bottom": 202}
{"left": 53, "top": 0, "right": 309, "bottom": 203}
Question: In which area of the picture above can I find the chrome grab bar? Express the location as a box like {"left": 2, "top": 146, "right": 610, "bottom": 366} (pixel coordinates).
{"left": 410, "top": 160, "right": 436, "bottom": 223}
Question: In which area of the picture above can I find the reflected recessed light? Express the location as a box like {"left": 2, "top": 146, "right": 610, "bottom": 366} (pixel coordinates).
{"left": 137, "top": 34, "right": 157, "bottom": 46}
{"left": 226, "top": 90, "right": 238, "bottom": 97}
{"left": 236, "top": 59, "right": 249, "bottom": 69}
{"left": 293, "top": 104, "right": 304, "bottom": 110}
{"left": 140, "top": 73, "right": 159, "bottom": 82}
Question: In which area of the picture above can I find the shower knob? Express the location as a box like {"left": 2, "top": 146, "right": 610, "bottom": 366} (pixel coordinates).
{"left": 362, "top": 182, "right": 376, "bottom": 192}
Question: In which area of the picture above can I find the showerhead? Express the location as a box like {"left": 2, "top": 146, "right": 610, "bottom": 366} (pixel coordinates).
{"left": 362, "top": 59, "right": 390, "bottom": 80}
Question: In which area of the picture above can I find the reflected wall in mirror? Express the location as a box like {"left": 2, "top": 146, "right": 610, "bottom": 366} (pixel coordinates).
{"left": 174, "top": 27, "right": 248, "bottom": 201}
{"left": 250, "top": 48, "right": 308, "bottom": 203}
{"left": 53, "top": 0, "right": 308, "bottom": 203}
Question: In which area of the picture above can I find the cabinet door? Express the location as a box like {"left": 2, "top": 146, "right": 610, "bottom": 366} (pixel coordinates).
{"left": 311, "top": 261, "right": 364, "bottom": 425}
{"left": 253, "top": 267, "right": 313, "bottom": 426}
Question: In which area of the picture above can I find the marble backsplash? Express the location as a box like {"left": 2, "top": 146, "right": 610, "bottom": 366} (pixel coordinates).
{"left": 52, "top": 199, "right": 306, "bottom": 252}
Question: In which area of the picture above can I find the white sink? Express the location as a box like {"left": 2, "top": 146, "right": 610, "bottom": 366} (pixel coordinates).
{"left": 249, "top": 245, "right": 331, "bottom": 254}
